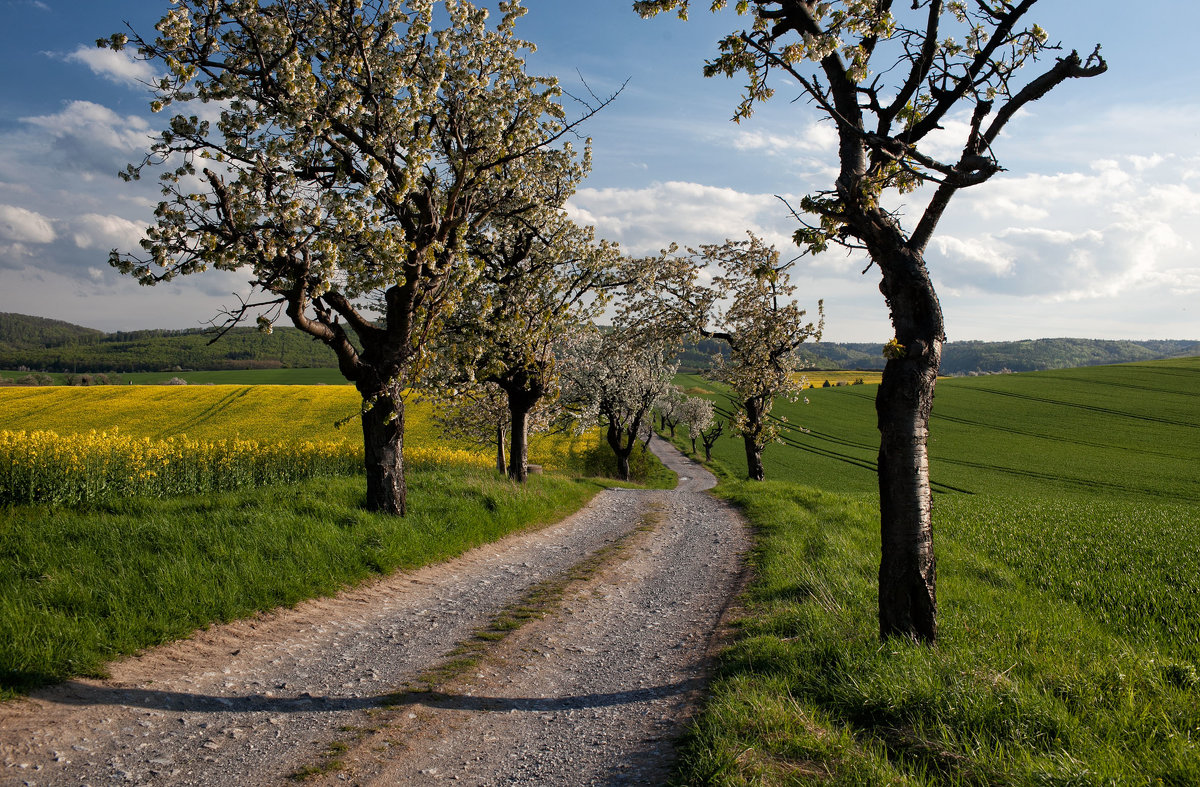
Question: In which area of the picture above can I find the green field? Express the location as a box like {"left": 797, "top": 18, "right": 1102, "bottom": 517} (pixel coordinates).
{"left": 672, "top": 357, "right": 1200, "bottom": 784}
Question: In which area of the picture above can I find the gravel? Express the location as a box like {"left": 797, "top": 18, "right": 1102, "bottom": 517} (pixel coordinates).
{"left": 0, "top": 437, "right": 747, "bottom": 786}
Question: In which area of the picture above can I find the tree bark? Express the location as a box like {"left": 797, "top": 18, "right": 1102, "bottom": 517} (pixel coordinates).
{"left": 507, "top": 400, "right": 531, "bottom": 482}
{"left": 361, "top": 390, "right": 407, "bottom": 516}
{"left": 606, "top": 422, "right": 634, "bottom": 481}
{"left": 874, "top": 248, "right": 944, "bottom": 643}
{"left": 495, "top": 422, "right": 506, "bottom": 475}
{"left": 743, "top": 396, "right": 766, "bottom": 481}
{"left": 744, "top": 433, "right": 765, "bottom": 481}
{"left": 497, "top": 370, "right": 544, "bottom": 484}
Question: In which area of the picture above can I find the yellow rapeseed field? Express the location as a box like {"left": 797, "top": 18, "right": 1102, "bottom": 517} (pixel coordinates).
{"left": 0, "top": 386, "right": 599, "bottom": 505}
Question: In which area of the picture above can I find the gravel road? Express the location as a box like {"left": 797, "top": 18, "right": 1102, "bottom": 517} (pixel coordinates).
{"left": 1, "top": 437, "right": 748, "bottom": 786}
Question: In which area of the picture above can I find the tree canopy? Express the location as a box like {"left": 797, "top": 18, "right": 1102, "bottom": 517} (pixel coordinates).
{"left": 106, "top": 0, "right": 610, "bottom": 513}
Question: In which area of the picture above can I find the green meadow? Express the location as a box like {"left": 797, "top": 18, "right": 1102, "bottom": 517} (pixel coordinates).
{"left": 673, "top": 357, "right": 1200, "bottom": 784}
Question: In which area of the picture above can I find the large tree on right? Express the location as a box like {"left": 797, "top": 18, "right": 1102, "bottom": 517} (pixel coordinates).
{"left": 636, "top": 0, "right": 1105, "bottom": 642}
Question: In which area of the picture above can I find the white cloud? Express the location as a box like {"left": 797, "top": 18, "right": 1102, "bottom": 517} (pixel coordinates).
{"left": 71, "top": 213, "right": 145, "bottom": 251}
{"left": 732, "top": 121, "right": 838, "bottom": 155}
{"left": 0, "top": 204, "right": 56, "bottom": 244}
{"left": 569, "top": 181, "right": 796, "bottom": 256}
{"left": 22, "top": 100, "right": 151, "bottom": 154}
{"left": 61, "top": 45, "right": 160, "bottom": 88}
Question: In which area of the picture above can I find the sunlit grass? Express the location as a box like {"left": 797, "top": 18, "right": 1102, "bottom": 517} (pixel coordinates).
{"left": 671, "top": 357, "right": 1200, "bottom": 783}
{"left": 0, "top": 469, "right": 599, "bottom": 698}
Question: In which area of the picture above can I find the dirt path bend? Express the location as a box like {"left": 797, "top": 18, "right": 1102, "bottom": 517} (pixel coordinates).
{"left": 1, "top": 438, "right": 748, "bottom": 786}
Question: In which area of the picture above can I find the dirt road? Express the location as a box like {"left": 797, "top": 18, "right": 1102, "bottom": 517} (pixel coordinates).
{"left": 1, "top": 438, "right": 747, "bottom": 785}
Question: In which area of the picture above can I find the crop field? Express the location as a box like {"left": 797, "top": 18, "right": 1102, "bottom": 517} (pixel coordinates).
{"left": 672, "top": 357, "right": 1200, "bottom": 783}
{"left": 0, "top": 385, "right": 600, "bottom": 507}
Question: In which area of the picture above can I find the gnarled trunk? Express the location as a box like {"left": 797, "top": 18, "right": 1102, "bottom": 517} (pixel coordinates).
{"left": 743, "top": 396, "right": 766, "bottom": 481}
{"left": 744, "top": 433, "right": 764, "bottom": 481}
{"left": 875, "top": 248, "right": 944, "bottom": 643}
{"left": 361, "top": 390, "right": 406, "bottom": 516}
{"left": 606, "top": 421, "right": 634, "bottom": 481}
{"left": 498, "top": 370, "right": 544, "bottom": 483}
{"left": 507, "top": 400, "right": 531, "bottom": 482}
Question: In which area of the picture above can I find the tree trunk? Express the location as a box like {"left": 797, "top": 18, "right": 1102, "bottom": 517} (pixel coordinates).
{"left": 361, "top": 390, "right": 406, "bottom": 515}
{"left": 507, "top": 401, "right": 531, "bottom": 482}
{"left": 690, "top": 435, "right": 697, "bottom": 455}
{"left": 606, "top": 422, "right": 633, "bottom": 481}
{"left": 495, "top": 421, "right": 506, "bottom": 475}
{"left": 496, "top": 368, "right": 545, "bottom": 484}
{"left": 875, "top": 248, "right": 944, "bottom": 643}
{"left": 743, "top": 397, "right": 766, "bottom": 481}
{"left": 744, "top": 433, "right": 764, "bottom": 481}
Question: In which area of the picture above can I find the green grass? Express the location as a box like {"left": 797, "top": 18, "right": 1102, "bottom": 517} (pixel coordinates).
{"left": 0, "top": 469, "right": 599, "bottom": 698}
{"left": 671, "top": 357, "right": 1200, "bottom": 784}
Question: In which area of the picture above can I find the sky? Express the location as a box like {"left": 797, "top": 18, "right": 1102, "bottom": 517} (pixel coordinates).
{"left": 0, "top": 0, "right": 1197, "bottom": 343}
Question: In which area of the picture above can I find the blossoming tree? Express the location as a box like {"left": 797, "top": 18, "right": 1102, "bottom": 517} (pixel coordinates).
{"left": 104, "top": 0, "right": 606, "bottom": 514}
{"left": 624, "top": 233, "right": 822, "bottom": 481}
{"left": 435, "top": 210, "right": 628, "bottom": 481}
{"left": 560, "top": 328, "right": 678, "bottom": 481}
{"left": 635, "top": 0, "right": 1105, "bottom": 641}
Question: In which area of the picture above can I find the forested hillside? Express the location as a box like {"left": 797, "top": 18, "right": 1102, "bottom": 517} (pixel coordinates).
{"left": 0, "top": 314, "right": 104, "bottom": 349}
{"left": 0, "top": 313, "right": 339, "bottom": 373}
{"left": 678, "top": 336, "right": 1200, "bottom": 374}
{"left": 2, "top": 313, "right": 1196, "bottom": 375}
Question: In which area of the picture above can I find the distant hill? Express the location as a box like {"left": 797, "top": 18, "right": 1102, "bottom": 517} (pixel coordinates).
{"left": 0, "top": 313, "right": 339, "bottom": 373}
{"left": 0, "top": 313, "right": 104, "bottom": 349}
{"left": 2, "top": 312, "right": 1197, "bottom": 376}
{"left": 677, "top": 336, "right": 1200, "bottom": 375}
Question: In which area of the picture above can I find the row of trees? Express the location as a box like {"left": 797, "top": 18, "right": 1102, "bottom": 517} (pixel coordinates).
{"left": 108, "top": 0, "right": 815, "bottom": 507}
{"left": 111, "top": 0, "right": 1103, "bottom": 643}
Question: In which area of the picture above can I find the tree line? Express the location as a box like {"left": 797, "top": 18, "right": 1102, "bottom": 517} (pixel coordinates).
{"left": 8, "top": 312, "right": 1189, "bottom": 377}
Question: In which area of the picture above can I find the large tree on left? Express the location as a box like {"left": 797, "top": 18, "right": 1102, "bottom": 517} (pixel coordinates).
{"left": 104, "top": 0, "right": 597, "bottom": 514}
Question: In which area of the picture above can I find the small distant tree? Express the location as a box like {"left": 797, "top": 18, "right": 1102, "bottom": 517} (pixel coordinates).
{"left": 698, "top": 420, "right": 725, "bottom": 462}
{"left": 435, "top": 211, "right": 627, "bottom": 482}
{"left": 430, "top": 383, "right": 512, "bottom": 474}
{"left": 626, "top": 233, "right": 822, "bottom": 481}
{"left": 561, "top": 329, "right": 678, "bottom": 481}
{"left": 105, "top": 0, "right": 605, "bottom": 514}
{"left": 656, "top": 386, "right": 687, "bottom": 438}
{"left": 635, "top": 0, "right": 1105, "bottom": 642}
{"left": 677, "top": 395, "right": 715, "bottom": 455}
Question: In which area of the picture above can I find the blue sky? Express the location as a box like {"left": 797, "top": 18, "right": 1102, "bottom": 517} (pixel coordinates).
{"left": 1, "top": 0, "right": 1197, "bottom": 342}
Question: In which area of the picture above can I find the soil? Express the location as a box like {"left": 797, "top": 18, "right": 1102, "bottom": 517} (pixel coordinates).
{"left": 0, "top": 437, "right": 749, "bottom": 786}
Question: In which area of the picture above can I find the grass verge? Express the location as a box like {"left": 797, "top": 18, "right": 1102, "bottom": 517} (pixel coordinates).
{"left": 0, "top": 468, "right": 598, "bottom": 699}
{"left": 670, "top": 469, "right": 1200, "bottom": 784}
